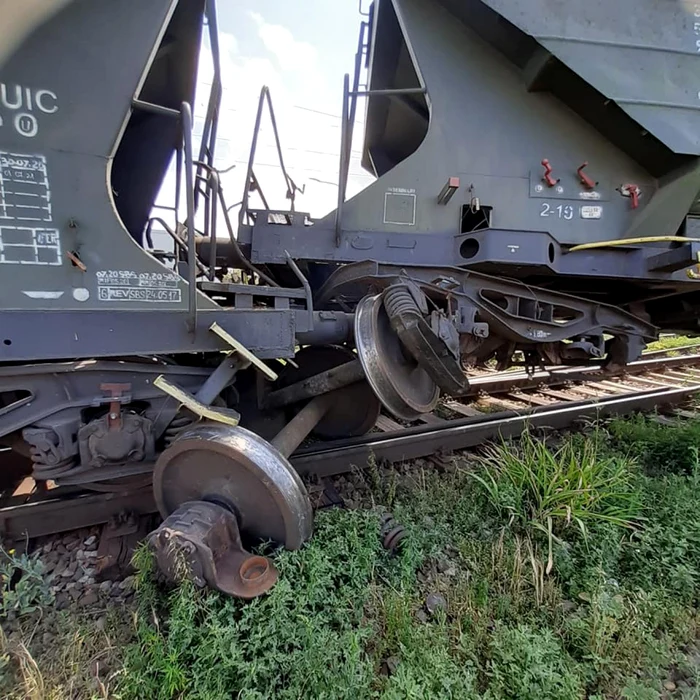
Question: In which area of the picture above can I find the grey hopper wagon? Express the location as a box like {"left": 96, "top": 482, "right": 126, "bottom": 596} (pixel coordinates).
{"left": 0, "top": 0, "right": 698, "bottom": 594}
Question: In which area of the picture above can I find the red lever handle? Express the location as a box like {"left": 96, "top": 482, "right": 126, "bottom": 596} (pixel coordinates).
{"left": 541, "top": 159, "right": 559, "bottom": 187}
{"left": 577, "top": 162, "right": 598, "bottom": 190}
{"left": 629, "top": 186, "right": 640, "bottom": 209}
{"left": 621, "top": 184, "right": 640, "bottom": 209}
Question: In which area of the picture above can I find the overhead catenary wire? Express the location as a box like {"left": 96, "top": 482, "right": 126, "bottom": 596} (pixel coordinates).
{"left": 194, "top": 87, "right": 367, "bottom": 124}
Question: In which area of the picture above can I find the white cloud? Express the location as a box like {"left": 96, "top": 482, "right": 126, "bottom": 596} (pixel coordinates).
{"left": 222, "top": 32, "right": 238, "bottom": 56}
{"left": 248, "top": 11, "right": 318, "bottom": 72}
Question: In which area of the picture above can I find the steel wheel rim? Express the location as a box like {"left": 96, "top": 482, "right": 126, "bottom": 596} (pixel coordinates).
{"left": 153, "top": 424, "right": 313, "bottom": 550}
{"left": 354, "top": 294, "right": 440, "bottom": 420}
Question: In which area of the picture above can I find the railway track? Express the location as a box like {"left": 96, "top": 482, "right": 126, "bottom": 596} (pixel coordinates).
{"left": 3, "top": 351, "right": 700, "bottom": 543}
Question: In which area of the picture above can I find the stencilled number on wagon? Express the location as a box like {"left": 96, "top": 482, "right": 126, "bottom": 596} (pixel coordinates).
{"left": 540, "top": 203, "right": 574, "bottom": 220}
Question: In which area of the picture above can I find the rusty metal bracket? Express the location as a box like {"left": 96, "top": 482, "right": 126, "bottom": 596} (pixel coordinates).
{"left": 148, "top": 500, "right": 278, "bottom": 599}
{"left": 96, "top": 512, "right": 155, "bottom": 581}
{"left": 99, "top": 382, "right": 131, "bottom": 431}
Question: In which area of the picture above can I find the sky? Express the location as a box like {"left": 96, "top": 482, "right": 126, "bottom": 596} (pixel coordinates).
{"left": 154, "top": 0, "right": 376, "bottom": 235}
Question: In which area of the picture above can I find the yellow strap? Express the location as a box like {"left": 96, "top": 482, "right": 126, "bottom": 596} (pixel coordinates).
{"left": 568, "top": 236, "right": 700, "bottom": 252}
{"left": 153, "top": 375, "right": 240, "bottom": 426}
{"left": 209, "top": 322, "right": 279, "bottom": 381}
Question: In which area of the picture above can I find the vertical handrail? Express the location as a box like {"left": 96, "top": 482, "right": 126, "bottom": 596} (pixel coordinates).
{"left": 263, "top": 89, "right": 299, "bottom": 210}
{"left": 195, "top": 0, "right": 222, "bottom": 213}
{"left": 348, "top": 21, "right": 368, "bottom": 152}
{"left": 143, "top": 2, "right": 221, "bottom": 295}
{"left": 203, "top": 176, "right": 211, "bottom": 241}
{"left": 335, "top": 18, "right": 369, "bottom": 246}
{"left": 181, "top": 102, "right": 198, "bottom": 332}
{"left": 239, "top": 88, "right": 268, "bottom": 228}
{"left": 174, "top": 142, "right": 182, "bottom": 238}
{"left": 208, "top": 170, "right": 219, "bottom": 280}
{"left": 335, "top": 73, "right": 350, "bottom": 247}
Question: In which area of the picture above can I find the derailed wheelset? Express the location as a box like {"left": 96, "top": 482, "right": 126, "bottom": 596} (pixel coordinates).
{"left": 146, "top": 285, "right": 456, "bottom": 598}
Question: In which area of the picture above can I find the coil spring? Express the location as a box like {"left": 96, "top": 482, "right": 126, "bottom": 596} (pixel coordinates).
{"left": 164, "top": 410, "right": 197, "bottom": 448}
{"left": 383, "top": 284, "right": 420, "bottom": 321}
{"left": 29, "top": 446, "right": 76, "bottom": 481}
{"left": 379, "top": 512, "right": 408, "bottom": 554}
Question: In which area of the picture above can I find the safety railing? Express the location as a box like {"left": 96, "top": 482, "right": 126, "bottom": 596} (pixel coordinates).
{"left": 237, "top": 86, "right": 303, "bottom": 228}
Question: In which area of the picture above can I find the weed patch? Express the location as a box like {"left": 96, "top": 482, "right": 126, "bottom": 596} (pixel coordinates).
{"left": 371, "top": 592, "right": 478, "bottom": 698}
{"left": 6, "top": 416, "right": 700, "bottom": 698}
{"left": 645, "top": 335, "right": 698, "bottom": 353}
{"left": 0, "top": 547, "right": 53, "bottom": 619}
{"left": 484, "top": 623, "right": 584, "bottom": 700}
{"left": 117, "top": 510, "right": 381, "bottom": 700}
{"left": 620, "top": 472, "right": 700, "bottom": 602}
{"left": 606, "top": 414, "right": 700, "bottom": 476}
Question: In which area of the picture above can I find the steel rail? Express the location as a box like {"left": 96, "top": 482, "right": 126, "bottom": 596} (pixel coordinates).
{"left": 290, "top": 383, "right": 700, "bottom": 478}
{"left": 464, "top": 352, "right": 700, "bottom": 396}
{"left": 2, "top": 356, "right": 700, "bottom": 540}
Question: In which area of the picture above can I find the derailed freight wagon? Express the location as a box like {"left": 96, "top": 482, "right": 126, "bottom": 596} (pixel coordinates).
{"left": 0, "top": 0, "right": 698, "bottom": 594}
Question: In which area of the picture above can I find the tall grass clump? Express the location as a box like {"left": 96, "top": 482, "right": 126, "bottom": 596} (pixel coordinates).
{"left": 471, "top": 431, "right": 641, "bottom": 543}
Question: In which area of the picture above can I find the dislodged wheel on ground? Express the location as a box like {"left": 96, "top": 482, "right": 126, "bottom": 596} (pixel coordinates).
{"left": 149, "top": 423, "right": 313, "bottom": 599}
{"left": 153, "top": 424, "right": 312, "bottom": 548}
{"left": 277, "top": 345, "right": 381, "bottom": 439}
{"left": 355, "top": 294, "right": 440, "bottom": 420}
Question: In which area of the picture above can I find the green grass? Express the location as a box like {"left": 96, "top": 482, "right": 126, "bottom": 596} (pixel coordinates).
{"left": 606, "top": 413, "right": 700, "bottom": 476}
{"left": 3, "top": 416, "right": 700, "bottom": 698}
{"left": 472, "top": 432, "right": 641, "bottom": 546}
{"left": 645, "top": 335, "right": 700, "bottom": 354}
{"left": 117, "top": 512, "right": 381, "bottom": 700}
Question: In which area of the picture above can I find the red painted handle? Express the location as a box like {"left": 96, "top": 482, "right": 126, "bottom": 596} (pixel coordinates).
{"left": 577, "top": 162, "right": 598, "bottom": 190}
{"left": 541, "top": 159, "right": 559, "bottom": 188}
{"left": 630, "top": 186, "right": 639, "bottom": 209}
{"left": 622, "top": 184, "right": 640, "bottom": 209}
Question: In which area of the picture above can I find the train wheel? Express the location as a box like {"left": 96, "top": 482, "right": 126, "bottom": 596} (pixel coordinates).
{"left": 277, "top": 345, "right": 381, "bottom": 439}
{"left": 153, "top": 423, "right": 312, "bottom": 550}
{"left": 354, "top": 294, "right": 440, "bottom": 420}
{"left": 149, "top": 424, "right": 312, "bottom": 599}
